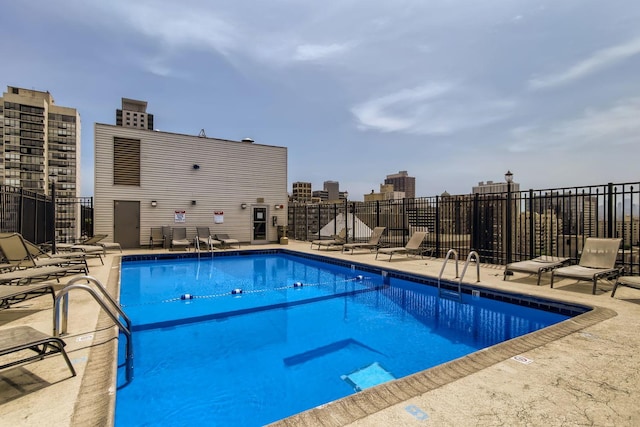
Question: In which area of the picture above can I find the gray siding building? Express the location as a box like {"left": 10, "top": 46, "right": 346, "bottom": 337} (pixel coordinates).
{"left": 94, "top": 124, "right": 287, "bottom": 248}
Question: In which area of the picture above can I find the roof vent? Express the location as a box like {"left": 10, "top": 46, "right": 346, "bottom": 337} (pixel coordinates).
{"left": 241, "top": 137, "right": 254, "bottom": 143}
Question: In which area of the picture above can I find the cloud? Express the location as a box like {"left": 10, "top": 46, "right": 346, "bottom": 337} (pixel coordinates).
{"left": 529, "top": 37, "right": 640, "bottom": 89}
{"left": 293, "top": 42, "right": 353, "bottom": 61}
{"left": 508, "top": 97, "right": 640, "bottom": 152}
{"left": 118, "top": 4, "right": 238, "bottom": 55}
{"left": 351, "top": 83, "right": 515, "bottom": 135}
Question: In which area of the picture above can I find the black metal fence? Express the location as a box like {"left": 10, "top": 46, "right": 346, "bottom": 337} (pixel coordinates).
{"left": 0, "top": 185, "right": 93, "bottom": 245}
{"left": 289, "top": 181, "right": 640, "bottom": 273}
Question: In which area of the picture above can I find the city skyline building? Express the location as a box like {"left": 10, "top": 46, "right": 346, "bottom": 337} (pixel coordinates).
{"left": 384, "top": 170, "right": 415, "bottom": 199}
{"left": 364, "top": 184, "right": 405, "bottom": 202}
{"left": 472, "top": 179, "right": 521, "bottom": 194}
{"left": 291, "top": 181, "right": 312, "bottom": 202}
{"left": 116, "top": 98, "right": 154, "bottom": 130}
{"left": 312, "top": 180, "right": 347, "bottom": 203}
{"left": 0, "top": 86, "right": 81, "bottom": 198}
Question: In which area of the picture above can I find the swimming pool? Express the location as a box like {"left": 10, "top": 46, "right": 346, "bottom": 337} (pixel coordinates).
{"left": 115, "top": 250, "right": 587, "bottom": 426}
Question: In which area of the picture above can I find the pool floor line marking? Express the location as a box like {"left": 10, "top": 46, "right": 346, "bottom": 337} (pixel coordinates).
{"left": 283, "top": 338, "right": 386, "bottom": 366}
{"left": 132, "top": 284, "right": 389, "bottom": 332}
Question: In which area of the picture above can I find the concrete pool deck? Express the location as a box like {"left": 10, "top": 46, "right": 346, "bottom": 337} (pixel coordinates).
{"left": 1, "top": 241, "right": 639, "bottom": 426}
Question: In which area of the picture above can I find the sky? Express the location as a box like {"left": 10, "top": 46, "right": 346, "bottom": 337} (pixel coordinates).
{"left": 2, "top": 1, "right": 640, "bottom": 199}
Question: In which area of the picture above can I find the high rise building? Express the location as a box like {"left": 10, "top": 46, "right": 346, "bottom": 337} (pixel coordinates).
{"left": 292, "top": 182, "right": 312, "bottom": 202}
{"left": 116, "top": 98, "right": 154, "bottom": 130}
{"left": 472, "top": 179, "right": 520, "bottom": 194}
{"left": 312, "top": 180, "right": 347, "bottom": 202}
{"left": 364, "top": 184, "right": 405, "bottom": 201}
{"left": 384, "top": 171, "right": 415, "bottom": 199}
{"left": 323, "top": 180, "right": 339, "bottom": 201}
{"left": 0, "top": 86, "right": 80, "bottom": 197}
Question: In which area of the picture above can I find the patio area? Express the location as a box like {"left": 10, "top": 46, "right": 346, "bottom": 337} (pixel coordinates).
{"left": 1, "top": 241, "right": 639, "bottom": 426}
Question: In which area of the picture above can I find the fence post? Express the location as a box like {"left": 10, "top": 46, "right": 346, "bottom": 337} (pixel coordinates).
{"left": 402, "top": 198, "right": 407, "bottom": 243}
{"left": 528, "top": 189, "right": 534, "bottom": 256}
{"left": 607, "top": 183, "right": 614, "bottom": 238}
{"left": 435, "top": 195, "right": 440, "bottom": 256}
{"left": 506, "top": 181, "right": 513, "bottom": 265}
{"left": 472, "top": 193, "right": 479, "bottom": 251}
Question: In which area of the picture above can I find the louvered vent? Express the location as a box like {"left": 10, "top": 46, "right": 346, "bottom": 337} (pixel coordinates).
{"left": 113, "top": 137, "right": 140, "bottom": 185}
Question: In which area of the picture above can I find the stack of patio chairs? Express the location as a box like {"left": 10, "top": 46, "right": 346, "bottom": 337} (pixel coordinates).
{"left": 0, "top": 233, "right": 88, "bottom": 286}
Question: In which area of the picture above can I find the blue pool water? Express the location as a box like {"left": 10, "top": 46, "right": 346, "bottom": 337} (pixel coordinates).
{"left": 115, "top": 252, "right": 577, "bottom": 426}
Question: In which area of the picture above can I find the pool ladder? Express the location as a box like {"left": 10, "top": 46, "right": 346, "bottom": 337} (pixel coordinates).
{"left": 193, "top": 236, "right": 216, "bottom": 258}
{"left": 437, "top": 249, "right": 480, "bottom": 300}
{"left": 53, "top": 275, "right": 134, "bottom": 382}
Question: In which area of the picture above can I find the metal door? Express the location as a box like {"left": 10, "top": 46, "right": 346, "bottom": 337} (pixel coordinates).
{"left": 252, "top": 206, "right": 268, "bottom": 244}
{"left": 114, "top": 200, "right": 140, "bottom": 248}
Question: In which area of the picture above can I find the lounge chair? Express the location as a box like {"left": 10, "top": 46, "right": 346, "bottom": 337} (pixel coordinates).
{"left": 149, "top": 227, "right": 165, "bottom": 249}
{"left": 196, "top": 227, "right": 222, "bottom": 251}
{"left": 56, "top": 235, "right": 107, "bottom": 262}
{"left": 21, "top": 239, "right": 91, "bottom": 272}
{"left": 214, "top": 233, "right": 240, "bottom": 249}
{"left": 550, "top": 238, "right": 622, "bottom": 294}
{"left": 170, "top": 227, "right": 191, "bottom": 251}
{"left": 342, "top": 227, "right": 386, "bottom": 254}
{"left": 0, "top": 233, "right": 89, "bottom": 277}
{"left": 375, "top": 231, "right": 428, "bottom": 261}
{"left": 0, "top": 283, "right": 56, "bottom": 310}
{"left": 0, "top": 325, "right": 76, "bottom": 378}
{"left": 97, "top": 240, "right": 122, "bottom": 253}
{"left": 72, "top": 234, "right": 121, "bottom": 254}
{"left": 311, "top": 228, "right": 347, "bottom": 250}
{"left": 611, "top": 276, "right": 640, "bottom": 298}
{"left": 0, "top": 233, "right": 88, "bottom": 285}
{"left": 503, "top": 256, "right": 570, "bottom": 286}
{"left": 57, "top": 234, "right": 107, "bottom": 251}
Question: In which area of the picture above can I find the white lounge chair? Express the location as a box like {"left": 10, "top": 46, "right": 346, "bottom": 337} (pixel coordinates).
{"left": 170, "top": 227, "right": 191, "bottom": 251}
{"left": 311, "top": 228, "right": 347, "bottom": 250}
{"left": 550, "top": 238, "right": 622, "bottom": 294}
{"left": 214, "top": 233, "right": 240, "bottom": 249}
{"left": 376, "top": 231, "right": 428, "bottom": 261}
{"left": 504, "top": 256, "right": 570, "bottom": 286}
{"left": 611, "top": 275, "right": 640, "bottom": 298}
{"left": 342, "top": 227, "right": 386, "bottom": 254}
{"left": 196, "top": 227, "right": 221, "bottom": 251}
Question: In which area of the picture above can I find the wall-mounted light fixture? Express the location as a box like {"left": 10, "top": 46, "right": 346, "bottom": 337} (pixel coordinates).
{"left": 274, "top": 204, "right": 284, "bottom": 210}
{"left": 151, "top": 200, "right": 158, "bottom": 207}
{"left": 191, "top": 200, "right": 197, "bottom": 205}
{"left": 193, "top": 164, "right": 200, "bottom": 170}
{"left": 240, "top": 203, "right": 248, "bottom": 209}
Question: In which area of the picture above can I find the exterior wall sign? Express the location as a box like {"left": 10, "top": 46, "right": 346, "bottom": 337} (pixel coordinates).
{"left": 175, "top": 211, "right": 186, "bottom": 223}
{"left": 214, "top": 211, "right": 224, "bottom": 224}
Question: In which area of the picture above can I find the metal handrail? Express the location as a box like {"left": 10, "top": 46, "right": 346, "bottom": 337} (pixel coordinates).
{"left": 438, "top": 249, "right": 459, "bottom": 299}
{"left": 53, "top": 275, "right": 133, "bottom": 381}
{"left": 439, "top": 249, "right": 459, "bottom": 280}
{"left": 459, "top": 250, "right": 481, "bottom": 285}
